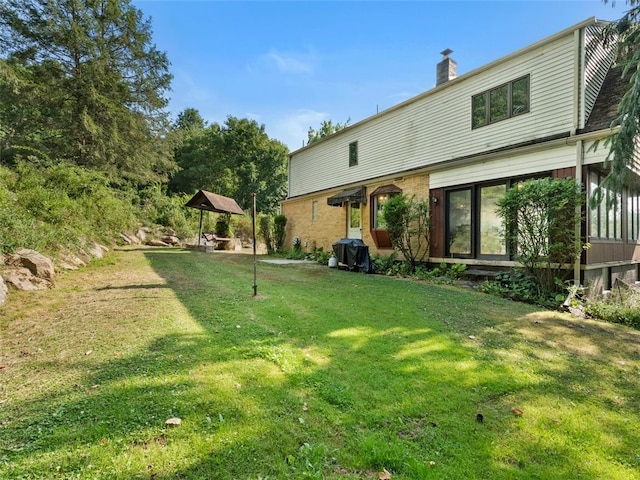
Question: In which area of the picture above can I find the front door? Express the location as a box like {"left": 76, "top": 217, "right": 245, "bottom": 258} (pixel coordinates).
{"left": 347, "top": 202, "right": 362, "bottom": 239}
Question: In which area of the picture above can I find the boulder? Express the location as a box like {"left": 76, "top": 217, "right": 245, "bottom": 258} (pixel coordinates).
{"left": 9, "top": 248, "right": 55, "bottom": 281}
{"left": 118, "top": 233, "right": 133, "bottom": 245}
{"left": 135, "top": 228, "right": 147, "bottom": 243}
{"left": 147, "top": 239, "right": 170, "bottom": 247}
{"left": 3, "top": 267, "right": 51, "bottom": 291}
{"left": 162, "top": 235, "right": 180, "bottom": 246}
{"left": 87, "top": 243, "right": 109, "bottom": 259}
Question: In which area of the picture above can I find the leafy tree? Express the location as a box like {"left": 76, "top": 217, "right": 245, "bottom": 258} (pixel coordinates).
{"left": 495, "top": 178, "right": 584, "bottom": 296}
{"left": 174, "top": 108, "right": 206, "bottom": 132}
{"left": 307, "top": 118, "right": 350, "bottom": 144}
{"left": 381, "top": 194, "right": 430, "bottom": 272}
{"left": 0, "top": 0, "right": 175, "bottom": 185}
{"left": 596, "top": 1, "right": 640, "bottom": 194}
{"left": 169, "top": 114, "right": 288, "bottom": 214}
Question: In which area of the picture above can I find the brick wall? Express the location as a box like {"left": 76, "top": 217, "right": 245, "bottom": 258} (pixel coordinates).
{"left": 281, "top": 173, "right": 429, "bottom": 256}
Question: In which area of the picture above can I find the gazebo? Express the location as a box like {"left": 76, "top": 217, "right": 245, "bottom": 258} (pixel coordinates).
{"left": 185, "top": 190, "right": 245, "bottom": 246}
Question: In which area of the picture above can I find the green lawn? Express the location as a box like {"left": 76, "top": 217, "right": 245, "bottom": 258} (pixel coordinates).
{"left": 1, "top": 248, "right": 639, "bottom": 479}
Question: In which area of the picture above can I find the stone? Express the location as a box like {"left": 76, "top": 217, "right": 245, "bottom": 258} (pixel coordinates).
{"left": 2, "top": 267, "right": 50, "bottom": 291}
{"left": 135, "top": 229, "right": 147, "bottom": 243}
{"left": 147, "top": 239, "right": 170, "bottom": 247}
{"left": 118, "top": 233, "right": 133, "bottom": 245}
{"left": 10, "top": 249, "right": 55, "bottom": 281}
{"left": 162, "top": 235, "right": 180, "bottom": 245}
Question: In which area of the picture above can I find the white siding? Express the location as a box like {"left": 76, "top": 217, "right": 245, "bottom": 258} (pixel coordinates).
{"left": 430, "top": 145, "right": 577, "bottom": 189}
{"left": 581, "top": 24, "right": 616, "bottom": 127}
{"left": 289, "top": 33, "right": 577, "bottom": 198}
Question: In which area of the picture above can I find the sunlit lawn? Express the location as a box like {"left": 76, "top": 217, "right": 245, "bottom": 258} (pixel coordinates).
{"left": 1, "top": 247, "right": 639, "bottom": 479}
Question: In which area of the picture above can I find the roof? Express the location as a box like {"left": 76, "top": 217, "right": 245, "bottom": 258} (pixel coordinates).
{"left": 581, "top": 63, "right": 628, "bottom": 133}
{"left": 185, "top": 190, "right": 245, "bottom": 215}
{"left": 289, "top": 17, "right": 603, "bottom": 157}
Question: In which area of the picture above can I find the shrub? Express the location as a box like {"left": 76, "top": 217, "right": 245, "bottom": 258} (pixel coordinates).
{"left": 382, "top": 194, "right": 430, "bottom": 272}
{"left": 258, "top": 215, "right": 273, "bottom": 254}
{"left": 585, "top": 286, "right": 640, "bottom": 329}
{"left": 495, "top": 178, "right": 584, "bottom": 297}
{"left": 273, "top": 214, "right": 287, "bottom": 252}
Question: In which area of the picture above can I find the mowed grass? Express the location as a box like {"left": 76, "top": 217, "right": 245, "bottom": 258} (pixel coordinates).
{"left": 1, "top": 248, "right": 639, "bottom": 479}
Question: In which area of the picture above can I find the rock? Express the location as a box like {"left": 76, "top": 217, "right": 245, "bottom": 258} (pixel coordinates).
{"left": 135, "top": 229, "right": 147, "bottom": 243}
{"left": 118, "top": 233, "right": 133, "bottom": 245}
{"left": 2, "top": 267, "right": 51, "bottom": 291}
{"left": 88, "top": 243, "right": 109, "bottom": 259}
{"left": 0, "top": 276, "right": 8, "bottom": 305}
{"left": 147, "top": 239, "right": 170, "bottom": 247}
{"left": 9, "top": 249, "right": 55, "bottom": 281}
{"left": 162, "top": 235, "right": 180, "bottom": 246}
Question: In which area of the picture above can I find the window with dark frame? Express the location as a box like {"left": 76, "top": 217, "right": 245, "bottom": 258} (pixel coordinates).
{"left": 369, "top": 184, "right": 403, "bottom": 249}
{"left": 472, "top": 75, "right": 530, "bottom": 129}
{"left": 349, "top": 141, "right": 358, "bottom": 167}
{"left": 445, "top": 175, "right": 543, "bottom": 259}
{"left": 589, "top": 170, "right": 623, "bottom": 240}
{"left": 628, "top": 189, "right": 640, "bottom": 242}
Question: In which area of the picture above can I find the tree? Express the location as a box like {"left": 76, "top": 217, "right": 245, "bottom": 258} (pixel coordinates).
{"left": 307, "top": 118, "right": 350, "bottom": 144}
{"left": 495, "top": 178, "right": 584, "bottom": 296}
{"left": 381, "top": 194, "right": 430, "bottom": 272}
{"left": 597, "top": 1, "right": 640, "bottom": 194}
{"left": 169, "top": 114, "right": 288, "bottom": 214}
{"left": 0, "top": 0, "right": 175, "bottom": 185}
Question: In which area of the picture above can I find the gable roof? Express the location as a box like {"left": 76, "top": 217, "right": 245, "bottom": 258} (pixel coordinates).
{"left": 581, "top": 63, "right": 628, "bottom": 133}
{"left": 185, "top": 190, "right": 245, "bottom": 215}
{"left": 290, "top": 17, "right": 605, "bottom": 157}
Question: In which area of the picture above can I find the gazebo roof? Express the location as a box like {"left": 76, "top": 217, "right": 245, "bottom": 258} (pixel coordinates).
{"left": 185, "top": 190, "right": 245, "bottom": 215}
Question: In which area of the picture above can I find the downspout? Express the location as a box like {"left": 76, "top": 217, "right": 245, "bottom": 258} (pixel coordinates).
{"left": 575, "top": 140, "right": 584, "bottom": 287}
{"left": 573, "top": 27, "right": 585, "bottom": 287}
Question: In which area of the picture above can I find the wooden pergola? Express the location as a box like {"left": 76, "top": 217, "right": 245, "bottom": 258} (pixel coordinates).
{"left": 185, "top": 190, "right": 245, "bottom": 246}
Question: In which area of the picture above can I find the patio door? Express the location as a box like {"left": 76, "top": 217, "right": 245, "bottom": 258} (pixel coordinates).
{"left": 347, "top": 202, "right": 362, "bottom": 239}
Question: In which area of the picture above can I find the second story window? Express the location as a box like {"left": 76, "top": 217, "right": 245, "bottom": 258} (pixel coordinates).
{"left": 349, "top": 141, "right": 358, "bottom": 167}
{"left": 472, "top": 75, "right": 530, "bottom": 129}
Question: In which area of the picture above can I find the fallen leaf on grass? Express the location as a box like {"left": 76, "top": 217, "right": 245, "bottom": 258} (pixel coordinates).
{"left": 379, "top": 468, "right": 392, "bottom": 479}
{"left": 302, "top": 402, "right": 308, "bottom": 411}
{"left": 429, "top": 461, "right": 436, "bottom": 467}
{"left": 511, "top": 407, "right": 523, "bottom": 416}
{"left": 85, "top": 350, "right": 93, "bottom": 356}
{"left": 165, "top": 417, "right": 182, "bottom": 426}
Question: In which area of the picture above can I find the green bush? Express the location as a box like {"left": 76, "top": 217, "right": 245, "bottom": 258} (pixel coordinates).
{"left": 0, "top": 161, "right": 138, "bottom": 254}
{"left": 585, "top": 288, "right": 640, "bottom": 329}
{"left": 479, "top": 270, "right": 559, "bottom": 308}
{"left": 273, "top": 214, "right": 287, "bottom": 252}
{"left": 495, "top": 178, "right": 584, "bottom": 297}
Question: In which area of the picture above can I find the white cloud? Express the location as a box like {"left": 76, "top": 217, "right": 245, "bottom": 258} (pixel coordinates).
{"left": 262, "top": 48, "right": 316, "bottom": 74}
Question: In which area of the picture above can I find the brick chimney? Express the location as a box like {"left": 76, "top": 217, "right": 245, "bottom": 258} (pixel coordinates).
{"left": 436, "top": 49, "right": 457, "bottom": 86}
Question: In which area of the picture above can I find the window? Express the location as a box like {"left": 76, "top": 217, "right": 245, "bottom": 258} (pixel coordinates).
{"left": 472, "top": 75, "right": 530, "bottom": 129}
{"left": 447, "top": 188, "right": 473, "bottom": 256}
{"left": 349, "top": 141, "right": 358, "bottom": 167}
{"left": 589, "top": 171, "right": 622, "bottom": 240}
{"left": 628, "top": 189, "right": 640, "bottom": 241}
{"left": 479, "top": 184, "right": 507, "bottom": 255}
{"left": 369, "top": 184, "right": 402, "bottom": 248}
{"left": 370, "top": 185, "right": 402, "bottom": 229}
{"left": 445, "top": 179, "right": 532, "bottom": 259}
{"left": 312, "top": 200, "right": 319, "bottom": 221}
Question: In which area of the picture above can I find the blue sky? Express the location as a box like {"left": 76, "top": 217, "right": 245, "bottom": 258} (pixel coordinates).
{"left": 132, "top": 0, "right": 627, "bottom": 151}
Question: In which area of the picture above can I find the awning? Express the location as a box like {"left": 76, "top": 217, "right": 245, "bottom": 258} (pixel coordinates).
{"left": 370, "top": 184, "right": 402, "bottom": 196}
{"left": 185, "top": 190, "right": 245, "bottom": 215}
{"left": 327, "top": 186, "right": 366, "bottom": 207}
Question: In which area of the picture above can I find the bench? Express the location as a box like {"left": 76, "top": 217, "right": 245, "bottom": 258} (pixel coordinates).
{"left": 202, "top": 232, "right": 232, "bottom": 250}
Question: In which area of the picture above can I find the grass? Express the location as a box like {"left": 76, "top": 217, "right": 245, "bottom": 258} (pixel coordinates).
{"left": 1, "top": 247, "right": 639, "bottom": 479}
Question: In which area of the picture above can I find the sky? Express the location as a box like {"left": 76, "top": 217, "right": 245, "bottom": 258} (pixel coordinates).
{"left": 131, "top": 0, "right": 628, "bottom": 152}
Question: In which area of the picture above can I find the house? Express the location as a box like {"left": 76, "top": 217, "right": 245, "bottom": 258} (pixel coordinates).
{"left": 280, "top": 17, "right": 639, "bottom": 295}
